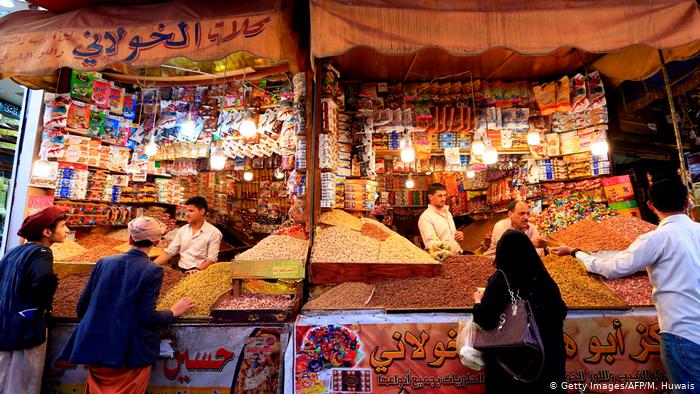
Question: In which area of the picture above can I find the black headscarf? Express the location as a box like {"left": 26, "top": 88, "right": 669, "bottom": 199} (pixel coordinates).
{"left": 494, "top": 229, "right": 555, "bottom": 296}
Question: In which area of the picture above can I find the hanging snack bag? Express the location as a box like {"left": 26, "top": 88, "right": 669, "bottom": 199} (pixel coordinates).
{"left": 587, "top": 71, "right": 607, "bottom": 109}
{"left": 570, "top": 73, "right": 589, "bottom": 113}
{"left": 70, "top": 70, "right": 95, "bottom": 102}
{"left": 532, "top": 82, "right": 557, "bottom": 115}
{"left": 43, "top": 93, "right": 70, "bottom": 130}
{"left": 66, "top": 100, "right": 91, "bottom": 132}
{"left": 87, "top": 107, "right": 106, "bottom": 138}
{"left": 91, "top": 79, "right": 111, "bottom": 109}
{"left": 108, "top": 85, "right": 125, "bottom": 115}
{"left": 122, "top": 94, "right": 138, "bottom": 120}
{"left": 103, "top": 115, "right": 121, "bottom": 143}
{"left": 555, "top": 76, "right": 572, "bottom": 113}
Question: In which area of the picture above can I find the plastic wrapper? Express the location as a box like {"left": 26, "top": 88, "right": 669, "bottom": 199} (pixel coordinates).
{"left": 91, "top": 79, "right": 111, "bottom": 109}
{"left": 108, "top": 86, "right": 125, "bottom": 115}
{"left": 43, "top": 94, "right": 70, "bottom": 130}
{"left": 532, "top": 82, "right": 557, "bottom": 115}
{"left": 556, "top": 76, "right": 572, "bottom": 113}
{"left": 571, "top": 73, "right": 589, "bottom": 113}
{"left": 69, "top": 70, "right": 94, "bottom": 102}
{"left": 587, "top": 71, "right": 606, "bottom": 109}
{"left": 66, "top": 101, "right": 91, "bottom": 131}
{"left": 458, "top": 317, "right": 484, "bottom": 370}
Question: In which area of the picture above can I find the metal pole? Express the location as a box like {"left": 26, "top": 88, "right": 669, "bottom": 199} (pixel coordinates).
{"left": 658, "top": 49, "right": 690, "bottom": 186}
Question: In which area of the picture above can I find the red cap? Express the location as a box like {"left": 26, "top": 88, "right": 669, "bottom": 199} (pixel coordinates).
{"left": 18, "top": 206, "right": 67, "bottom": 240}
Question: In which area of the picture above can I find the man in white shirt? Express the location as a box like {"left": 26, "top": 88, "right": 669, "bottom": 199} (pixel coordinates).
{"left": 552, "top": 178, "right": 700, "bottom": 391}
{"left": 418, "top": 183, "right": 464, "bottom": 254}
{"left": 484, "top": 200, "right": 546, "bottom": 257}
{"left": 155, "top": 196, "right": 223, "bottom": 274}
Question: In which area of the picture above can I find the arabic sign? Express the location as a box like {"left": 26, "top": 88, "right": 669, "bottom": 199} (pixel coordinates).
{"left": 43, "top": 323, "right": 289, "bottom": 394}
{"left": 293, "top": 310, "right": 667, "bottom": 393}
{"left": 0, "top": 4, "right": 292, "bottom": 75}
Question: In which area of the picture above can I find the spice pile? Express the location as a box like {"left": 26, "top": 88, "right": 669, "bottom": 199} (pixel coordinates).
{"left": 235, "top": 235, "right": 308, "bottom": 261}
{"left": 603, "top": 273, "right": 654, "bottom": 306}
{"left": 311, "top": 213, "right": 435, "bottom": 265}
{"left": 55, "top": 234, "right": 125, "bottom": 263}
{"left": 50, "top": 240, "right": 87, "bottom": 262}
{"left": 366, "top": 255, "right": 494, "bottom": 309}
{"left": 157, "top": 262, "right": 234, "bottom": 317}
{"left": 550, "top": 219, "right": 634, "bottom": 251}
{"left": 215, "top": 293, "right": 292, "bottom": 310}
{"left": 535, "top": 193, "right": 615, "bottom": 236}
{"left": 52, "top": 274, "right": 89, "bottom": 318}
{"left": 304, "top": 282, "right": 375, "bottom": 310}
{"left": 542, "top": 255, "right": 627, "bottom": 308}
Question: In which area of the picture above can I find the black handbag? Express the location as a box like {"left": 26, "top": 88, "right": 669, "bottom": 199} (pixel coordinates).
{"left": 473, "top": 269, "right": 545, "bottom": 382}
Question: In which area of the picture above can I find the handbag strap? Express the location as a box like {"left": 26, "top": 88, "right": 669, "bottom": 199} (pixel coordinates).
{"left": 497, "top": 269, "right": 519, "bottom": 304}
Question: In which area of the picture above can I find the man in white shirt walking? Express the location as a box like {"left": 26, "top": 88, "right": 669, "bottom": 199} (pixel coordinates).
{"left": 552, "top": 178, "right": 700, "bottom": 392}
{"left": 418, "top": 183, "right": 464, "bottom": 254}
{"left": 155, "top": 196, "right": 223, "bottom": 273}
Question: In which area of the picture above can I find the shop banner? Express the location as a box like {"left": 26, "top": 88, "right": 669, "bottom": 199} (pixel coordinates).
{"left": 293, "top": 310, "right": 668, "bottom": 393}
{"left": 44, "top": 323, "right": 289, "bottom": 394}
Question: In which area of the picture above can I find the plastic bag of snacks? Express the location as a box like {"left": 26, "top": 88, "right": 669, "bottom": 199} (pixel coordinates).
{"left": 457, "top": 316, "right": 484, "bottom": 370}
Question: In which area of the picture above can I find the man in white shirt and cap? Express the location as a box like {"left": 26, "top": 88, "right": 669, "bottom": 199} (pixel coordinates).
{"left": 155, "top": 196, "right": 223, "bottom": 274}
{"left": 418, "top": 183, "right": 464, "bottom": 255}
{"left": 552, "top": 178, "right": 700, "bottom": 391}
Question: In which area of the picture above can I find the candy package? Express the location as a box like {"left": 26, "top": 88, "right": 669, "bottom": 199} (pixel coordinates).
{"left": 69, "top": 70, "right": 95, "bottom": 102}
{"left": 532, "top": 82, "right": 557, "bottom": 116}
{"left": 91, "top": 79, "right": 111, "bottom": 109}
{"left": 108, "top": 85, "right": 125, "bottom": 115}
{"left": 555, "top": 76, "right": 572, "bottom": 113}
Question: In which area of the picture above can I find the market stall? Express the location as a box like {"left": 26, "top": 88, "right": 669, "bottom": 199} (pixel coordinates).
{"left": 291, "top": 1, "right": 700, "bottom": 393}
{"left": 0, "top": 1, "right": 312, "bottom": 392}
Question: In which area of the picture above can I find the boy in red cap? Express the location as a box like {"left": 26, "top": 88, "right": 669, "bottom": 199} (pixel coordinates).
{"left": 0, "top": 206, "right": 69, "bottom": 394}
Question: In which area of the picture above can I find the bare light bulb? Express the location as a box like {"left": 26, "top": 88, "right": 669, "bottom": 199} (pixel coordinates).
{"left": 400, "top": 146, "right": 416, "bottom": 163}
{"left": 0, "top": 0, "right": 15, "bottom": 8}
{"left": 274, "top": 168, "right": 285, "bottom": 179}
{"left": 405, "top": 174, "right": 415, "bottom": 189}
{"left": 591, "top": 134, "right": 609, "bottom": 157}
{"left": 466, "top": 168, "right": 476, "bottom": 178}
{"left": 483, "top": 144, "right": 498, "bottom": 165}
{"left": 239, "top": 117, "right": 257, "bottom": 138}
{"left": 243, "top": 170, "right": 254, "bottom": 181}
{"left": 210, "top": 149, "right": 226, "bottom": 170}
{"left": 527, "top": 130, "right": 541, "bottom": 145}
{"left": 472, "top": 140, "right": 485, "bottom": 156}
{"left": 144, "top": 138, "right": 158, "bottom": 157}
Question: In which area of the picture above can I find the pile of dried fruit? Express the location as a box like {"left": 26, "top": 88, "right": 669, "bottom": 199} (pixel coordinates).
{"left": 312, "top": 218, "right": 435, "bottom": 265}
{"left": 542, "top": 255, "right": 627, "bottom": 308}
{"left": 157, "top": 262, "right": 234, "bottom": 317}
{"left": 550, "top": 219, "right": 634, "bottom": 251}
{"left": 603, "top": 273, "right": 654, "bottom": 306}
{"left": 319, "top": 210, "right": 363, "bottom": 230}
{"left": 215, "top": 293, "right": 291, "bottom": 310}
{"left": 367, "top": 255, "right": 494, "bottom": 309}
{"left": 600, "top": 216, "right": 656, "bottom": 240}
{"left": 52, "top": 274, "right": 89, "bottom": 318}
{"left": 304, "top": 282, "right": 375, "bottom": 310}
{"left": 235, "top": 235, "right": 308, "bottom": 261}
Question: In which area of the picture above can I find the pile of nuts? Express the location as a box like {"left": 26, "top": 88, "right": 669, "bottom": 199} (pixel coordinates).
{"left": 215, "top": 293, "right": 291, "bottom": 310}
{"left": 52, "top": 274, "right": 89, "bottom": 318}
{"left": 361, "top": 222, "right": 391, "bottom": 241}
{"left": 378, "top": 235, "right": 436, "bottom": 264}
{"left": 600, "top": 216, "right": 657, "bottom": 240}
{"left": 158, "top": 266, "right": 186, "bottom": 304}
{"left": 603, "top": 273, "right": 654, "bottom": 306}
{"left": 367, "top": 255, "right": 494, "bottom": 309}
{"left": 235, "top": 235, "right": 308, "bottom": 261}
{"left": 542, "top": 255, "right": 627, "bottom": 308}
{"left": 304, "top": 282, "right": 375, "bottom": 310}
{"left": 312, "top": 226, "right": 380, "bottom": 263}
{"left": 319, "top": 210, "right": 363, "bottom": 230}
{"left": 550, "top": 219, "right": 634, "bottom": 251}
{"left": 50, "top": 240, "right": 87, "bottom": 262}
{"left": 157, "top": 262, "right": 234, "bottom": 317}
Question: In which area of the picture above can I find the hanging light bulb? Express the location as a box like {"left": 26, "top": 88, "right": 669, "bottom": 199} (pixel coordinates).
{"left": 243, "top": 170, "right": 254, "bottom": 181}
{"left": 239, "top": 111, "right": 258, "bottom": 138}
{"left": 32, "top": 148, "right": 52, "bottom": 178}
{"left": 399, "top": 132, "right": 415, "bottom": 163}
{"left": 144, "top": 133, "right": 158, "bottom": 157}
{"left": 472, "top": 139, "right": 485, "bottom": 156}
{"left": 466, "top": 167, "right": 476, "bottom": 178}
{"left": 482, "top": 141, "right": 498, "bottom": 165}
{"left": 274, "top": 168, "right": 285, "bottom": 179}
{"left": 527, "top": 130, "right": 541, "bottom": 145}
{"left": 405, "top": 174, "right": 415, "bottom": 189}
{"left": 591, "top": 133, "right": 609, "bottom": 157}
{"left": 210, "top": 147, "right": 227, "bottom": 170}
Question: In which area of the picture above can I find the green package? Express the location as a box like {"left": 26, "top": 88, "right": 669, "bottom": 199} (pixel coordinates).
{"left": 70, "top": 70, "right": 94, "bottom": 102}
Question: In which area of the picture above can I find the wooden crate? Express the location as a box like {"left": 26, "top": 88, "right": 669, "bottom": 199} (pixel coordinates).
{"left": 309, "top": 261, "right": 442, "bottom": 284}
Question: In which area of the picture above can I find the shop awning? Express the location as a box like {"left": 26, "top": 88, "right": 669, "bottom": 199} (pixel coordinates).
{"left": 310, "top": 0, "right": 700, "bottom": 82}
{"left": 0, "top": 0, "right": 305, "bottom": 77}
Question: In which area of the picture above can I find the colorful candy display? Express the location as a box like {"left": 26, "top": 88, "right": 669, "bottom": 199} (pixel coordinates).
{"left": 535, "top": 193, "right": 615, "bottom": 236}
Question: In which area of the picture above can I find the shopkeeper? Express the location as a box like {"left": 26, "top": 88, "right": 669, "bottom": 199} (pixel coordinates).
{"left": 155, "top": 196, "right": 223, "bottom": 273}
{"left": 418, "top": 183, "right": 464, "bottom": 254}
{"left": 483, "top": 200, "right": 546, "bottom": 258}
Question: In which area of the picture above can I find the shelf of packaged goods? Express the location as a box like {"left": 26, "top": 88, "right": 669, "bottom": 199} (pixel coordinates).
{"left": 538, "top": 175, "right": 603, "bottom": 184}
{"left": 392, "top": 205, "right": 426, "bottom": 208}
{"left": 65, "top": 129, "right": 130, "bottom": 148}
{"left": 56, "top": 198, "right": 177, "bottom": 207}
{"left": 0, "top": 135, "right": 17, "bottom": 144}
{"left": 0, "top": 148, "right": 15, "bottom": 156}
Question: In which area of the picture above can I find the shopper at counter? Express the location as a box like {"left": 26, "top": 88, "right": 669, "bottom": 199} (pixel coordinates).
{"left": 418, "top": 183, "right": 464, "bottom": 254}
{"left": 552, "top": 178, "right": 700, "bottom": 392}
{"left": 155, "top": 196, "right": 223, "bottom": 273}
{"left": 59, "top": 216, "right": 194, "bottom": 394}
{"left": 483, "top": 200, "right": 546, "bottom": 258}
{"left": 0, "top": 206, "right": 69, "bottom": 394}
{"left": 474, "top": 230, "right": 567, "bottom": 393}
